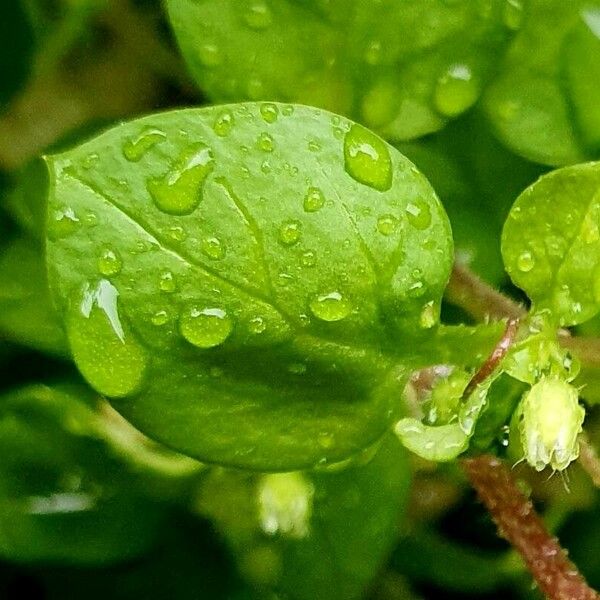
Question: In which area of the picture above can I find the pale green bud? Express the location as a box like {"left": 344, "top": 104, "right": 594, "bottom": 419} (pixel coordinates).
{"left": 519, "top": 377, "right": 584, "bottom": 471}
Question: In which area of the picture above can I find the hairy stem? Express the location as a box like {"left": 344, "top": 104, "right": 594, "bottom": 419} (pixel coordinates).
{"left": 462, "top": 455, "right": 599, "bottom": 600}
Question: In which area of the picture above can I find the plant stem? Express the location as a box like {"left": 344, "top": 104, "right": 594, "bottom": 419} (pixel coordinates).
{"left": 462, "top": 455, "right": 600, "bottom": 600}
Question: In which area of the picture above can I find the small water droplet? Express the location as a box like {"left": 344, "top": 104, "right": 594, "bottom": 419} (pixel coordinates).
{"left": 282, "top": 105, "right": 294, "bottom": 116}
{"left": 180, "top": 306, "right": 233, "bottom": 348}
{"left": 197, "top": 42, "right": 222, "bottom": 67}
{"left": 151, "top": 310, "right": 169, "bottom": 326}
{"left": 277, "top": 272, "right": 294, "bottom": 286}
{"left": 517, "top": 251, "right": 535, "bottom": 272}
{"left": 503, "top": 0, "right": 523, "bottom": 30}
{"left": 122, "top": 128, "right": 166, "bottom": 162}
{"left": 303, "top": 187, "right": 325, "bottom": 212}
{"left": 260, "top": 160, "right": 272, "bottom": 174}
{"left": 257, "top": 132, "right": 275, "bottom": 152}
{"left": 97, "top": 247, "right": 122, "bottom": 276}
{"left": 318, "top": 433, "right": 335, "bottom": 448}
{"left": 364, "top": 40, "right": 382, "bottom": 65}
{"left": 343, "top": 124, "right": 392, "bottom": 191}
{"left": 244, "top": 1, "right": 272, "bottom": 29}
{"left": 260, "top": 103, "right": 279, "bottom": 123}
{"left": 377, "top": 214, "right": 398, "bottom": 236}
{"left": 309, "top": 291, "right": 351, "bottom": 322}
{"left": 301, "top": 250, "right": 316, "bottom": 267}
{"left": 406, "top": 199, "right": 432, "bottom": 230}
{"left": 213, "top": 109, "right": 235, "bottom": 137}
{"left": 83, "top": 211, "right": 98, "bottom": 227}
{"left": 249, "top": 316, "right": 266, "bottom": 334}
{"left": 279, "top": 220, "right": 301, "bottom": 245}
{"left": 419, "top": 301, "right": 437, "bottom": 329}
{"left": 147, "top": 143, "right": 214, "bottom": 215}
{"left": 48, "top": 206, "right": 79, "bottom": 240}
{"left": 159, "top": 270, "right": 177, "bottom": 293}
{"left": 308, "top": 140, "right": 321, "bottom": 152}
{"left": 167, "top": 225, "right": 187, "bottom": 242}
{"left": 201, "top": 236, "right": 225, "bottom": 260}
{"left": 433, "top": 63, "right": 479, "bottom": 117}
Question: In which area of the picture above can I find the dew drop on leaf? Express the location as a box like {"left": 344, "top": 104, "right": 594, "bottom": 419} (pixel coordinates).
{"left": 517, "top": 251, "right": 535, "bottom": 272}
{"left": 147, "top": 143, "right": 214, "bottom": 215}
{"left": 68, "top": 280, "right": 148, "bottom": 397}
{"left": 405, "top": 199, "right": 432, "bottom": 230}
{"left": 278, "top": 220, "right": 301, "bottom": 245}
{"left": 167, "top": 225, "right": 187, "bottom": 242}
{"left": 309, "top": 291, "right": 351, "bottom": 322}
{"left": 260, "top": 102, "right": 279, "bottom": 123}
{"left": 179, "top": 306, "right": 233, "bottom": 348}
{"left": 303, "top": 187, "right": 325, "bottom": 212}
{"left": 48, "top": 207, "right": 79, "bottom": 241}
{"left": 377, "top": 214, "right": 398, "bottom": 236}
{"left": 503, "top": 0, "right": 523, "bottom": 30}
{"left": 213, "top": 109, "right": 235, "bottom": 137}
{"left": 197, "top": 42, "right": 222, "bottom": 67}
{"left": 201, "top": 236, "right": 225, "bottom": 260}
{"left": 151, "top": 310, "right": 169, "bottom": 326}
{"left": 159, "top": 270, "right": 177, "bottom": 293}
{"left": 122, "top": 128, "right": 166, "bottom": 162}
{"left": 97, "top": 247, "right": 122, "bottom": 276}
{"left": 364, "top": 39, "right": 382, "bottom": 65}
{"left": 257, "top": 132, "right": 275, "bottom": 152}
{"left": 343, "top": 124, "right": 392, "bottom": 191}
{"left": 301, "top": 250, "right": 316, "bottom": 267}
{"left": 244, "top": 1, "right": 272, "bottom": 30}
{"left": 249, "top": 316, "right": 266, "bottom": 334}
{"left": 433, "top": 63, "right": 479, "bottom": 118}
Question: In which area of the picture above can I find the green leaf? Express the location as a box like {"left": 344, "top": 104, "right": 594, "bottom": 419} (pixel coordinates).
{"left": 501, "top": 161, "right": 600, "bottom": 326}
{"left": 0, "top": 384, "right": 165, "bottom": 563}
{"left": 197, "top": 433, "right": 411, "bottom": 600}
{"left": 166, "top": 0, "right": 512, "bottom": 141}
{"left": 484, "top": 0, "right": 600, "bottom": 166}
{"left": 0, "top": 236, "right": 68, "bottom": 356}
{"left": 45, "top": 103, "right": 453, "bottom": 470}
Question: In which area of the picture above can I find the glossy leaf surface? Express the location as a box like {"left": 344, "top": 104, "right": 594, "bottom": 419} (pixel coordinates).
{"left": 46, "top": 103, "right": 453, "bottom": 469}
{"left": 167, "top": 0, "right": 512, "bottom": 141}
{"left": 502, "top": 162, "right": 600, "bottom": 326}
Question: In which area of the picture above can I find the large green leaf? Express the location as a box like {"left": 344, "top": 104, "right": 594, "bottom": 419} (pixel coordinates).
{"left": 502, "top": 162, "right": 600, "bottom": 326}
{"left": 484, "top": 0, "right": 600, "bottom": 166}
{"left": 0, "top": 384, "right": 165, "bottom": 564}
{"left": 167, "top": 0, "right": 512, "bottom": 141}
{"left": 197, "top": 433, "right": 411, "bottom": 600}
{"left": 46, "top": 103, "right": 453, "bottom": 470}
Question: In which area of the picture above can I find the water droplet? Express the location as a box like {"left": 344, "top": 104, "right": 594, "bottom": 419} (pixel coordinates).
{"left": 282, "top": 105, "right": 294, "bottom": 116}
{"left": 517, "top": 251, "right": 535, "bottom": 272}
{"left": 503, "top": 0, "right": 523, "bottom": 30}
{"left": 197, "top": 42, "right": 222, "bottom": 67}
{"left": 318, "top": 433, "right": 335, "bottom": 449}
{"left": 249, "top": 316, "right": 266, "bottom": 334}
{"left": 244, "top": 1, "right": 272, "bottom": 29}
{"left": 151, "top": 310, "right": 169, "bottom": 326}
{"left": 257, "top": 132, "right": 275, "bottom": 152}
{"left": 343, "top": 124, "right": 392, "bottom": 191}
{"left": 260, "top": 160, "right": 272, "bottom": 174}
{"left": 159, "top": 270, "right": 177, "bottom": 293}
{"left": 180, "top": 306, "right": 233, "bottom": 348}
{"left": 213, "top": 109, "right": 234, "bottom": 137}
{"left": 83, "top": 211, "right": 98, "bottom": 227}
{"left": 377, "top": 214, "right": 398, "bottom": 236}
{"left": 277, "top": 272, "right": 294, "bottom": 287}
{"left": 48, "top": 206, "right": 79, "bottom": 240}
{"left": 68, "top": 280, "right": 148, "bottom": 397}
{"left": 147, "top": 143, "right": 214, "bottom": 215}
{"left": 308, "top": 140, "right": 321, "bottom": 152}
{"left": 406, "top": 199, "right": 432, "bottom": 230}
{"left": 433, "top": 63, "right": 479, "bottom": 117}
{"left": 279, "top": 220, "right": 301, "bottom": 245}
{"left": 201, "top": 236, "right": 225, "bottom": 260}
{"left": 97, "top": 247, "right": 122, "bottom": 276}
{"left": 122, "top": 128, "right": 166, "bottom": 162}
{"left": 167, "top": 226, "right": 187, "bottom": 242}
{"left": 309, "top": 291, "right": 351, "bottom": 322}
{"left": 260, "top": 103, "right": 279, "bottom": 123}
{"left": 303, "top": 187, "right": 325, "bottom": 212}
{"left": 301, "top": 250, "right": 316, "bottom": 267}
{"left": 419, "top": 301, "right": 437, "bottom": 329}
{"left": 364, "top": 40, "right": 382, "bottom": 65}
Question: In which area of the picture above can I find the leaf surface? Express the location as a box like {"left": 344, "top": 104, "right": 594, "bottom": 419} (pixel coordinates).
{"left": 46, "top": 103, "right": 453, "bottom": 469}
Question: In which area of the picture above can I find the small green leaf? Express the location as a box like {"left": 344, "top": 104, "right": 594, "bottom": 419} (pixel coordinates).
{"left": 501, "top": 162, "right": 600, "bottom": 326}
{"left": 484, "top": 0, "right": 599, "bottom": 166}
{"left": 166, "top": 0, "right": 512, "bottom": 141}
{"left": 46, "top": 103, "right": 453, "bottom": 470}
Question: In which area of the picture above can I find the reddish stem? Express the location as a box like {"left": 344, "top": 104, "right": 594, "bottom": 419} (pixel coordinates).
{"left": 462, "top": 455, "right": 599, "bottom": 600}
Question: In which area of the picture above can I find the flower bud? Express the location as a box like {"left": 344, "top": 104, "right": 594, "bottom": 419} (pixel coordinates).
{"left": 518, "top": 377, "right": 584, "bottom": 471}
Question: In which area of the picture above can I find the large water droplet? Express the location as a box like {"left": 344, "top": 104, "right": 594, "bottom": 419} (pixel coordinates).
{"left": 309, "top": 291, "right": 351, "bottom": 322}
{"left": 434, "top": 63, "right": 479, "bottom": 117}
{"left": 68, "top": 280, "right": 148, "bottom": 397}
{"left": 213, "top": 109, "right": 234, "bottom": 137}
{"left": 343, "top": 124, "right": 392, "bottom": 191}
{"left": 180, "top": 306, "right": 233, "bottom": 348}
{"left": 260, "top": 103, "right": 279, "bottom": 123}
{"left": 159, "top": 270, "right": 177, "bottom": 293}
{"left": 244, "top": 1, "right": 273, "bottom": 29}
{"left": 303, "top": 187, "right": 325, "bottom": 212}
{"left": 279, "top": 220, "right": 301, "bottom": 246}
{"left": 406, "top": 199, "right": 432, "bottom": 230}
{"left": 97, "top": 247, "right": 122, "bottom": 276}
{"left": 517, "top": 251, "right": 535, "bottom": 272}
{"left": 147, "top": 143, "right": 214, "bottom": 215}
{"left": 201, "top": 236, "right": 225, "bottom": 260}
{"left": 122, "top": 128, "right": 166, "bottom": 162}
{"left": 377, "top": 214, "right": 398, "bottom": 236}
